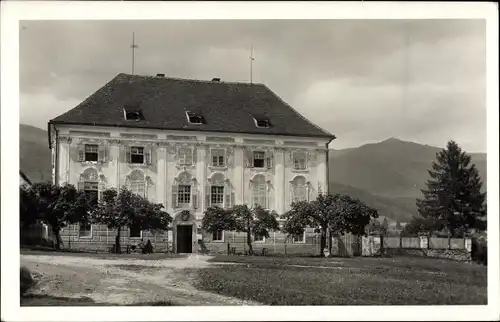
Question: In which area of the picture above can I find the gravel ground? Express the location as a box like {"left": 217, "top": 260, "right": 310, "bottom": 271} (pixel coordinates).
{"left": 21, "top": 254, "right": 260, "bottom": 306}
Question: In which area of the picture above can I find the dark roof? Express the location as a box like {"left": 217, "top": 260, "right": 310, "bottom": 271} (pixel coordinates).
{"left": 50, "top": 73, "right": 335, "bottom": 140}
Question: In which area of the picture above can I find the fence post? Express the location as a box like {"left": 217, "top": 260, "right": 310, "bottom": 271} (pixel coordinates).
{"left": 227, "top": 242, "right": 230, "bottom": 255}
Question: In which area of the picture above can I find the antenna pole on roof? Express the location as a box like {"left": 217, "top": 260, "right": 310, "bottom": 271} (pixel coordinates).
{"left": 131, "top": 32, "right": 139, "bottom": 75}
{"left": 250, "top": 44, "right": 255, "bottom": 84}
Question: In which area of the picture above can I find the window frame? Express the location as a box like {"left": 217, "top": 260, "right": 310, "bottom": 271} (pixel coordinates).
{"left": 210, "top": 148, "right": 226, "bottom": 167}
{"left": 212, "top": 230, "right": 224, "bottom": 242}
{"left": 253, "top": 151, "right": 266, "bottom": 168}
{"left": 293, "top": 151, "right": 308, "bottom": 170}
{"left": 291, "top": 231, "right": 306, "bottom": 244}
{"left": 129, "top": 225, "right": 143, "bottom": 238}
{"left": 254, "top": 233, "right": 266, "bottom": 243}
{"left": 130, "top": 180, "right": 146, "bottom": 198}
{"left": 178, "top": 148, "right": 193, "bottom": 166}
{"left": 130, "top": 146, "right": 145, "bottom": 164}
{"left": 84, "top": 144, "right": 99, "bottom": 162}
{"left": 210, "top": 185, "right": 225, "bottom": 207}
{"left": 78, "top": 222, "right": 92, "bottom": 238}
{"left": 177, "top": 184, "right": 192, "bottom": 206}
{"left": 252, "top": 182, "right": 267, "bottom": 208}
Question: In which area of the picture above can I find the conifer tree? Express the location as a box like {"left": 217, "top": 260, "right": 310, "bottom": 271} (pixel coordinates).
{"left": 416, "top": 140, "right": 486, "bottom": 238}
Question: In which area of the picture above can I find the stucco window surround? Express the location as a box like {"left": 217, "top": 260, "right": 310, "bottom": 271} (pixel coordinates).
{"left": 249, "top": 174, "right": 272, "bottom": 210}
{"left": 288, "top": 149, "right": 315, "bottom": 173}
{"left": 125, "top": 169, "right": 150, "bottom": 199}
{"left": 289, "top": 175, "right": 310, "bottom": 204}
{"left": 124, "top": 141, "right": 153, "bottom": 166}
{"left": 212, "top": 230, "right": 224, "bottom": 242}
{"left": 245, "top": 147, "right": 274, "bottom": 170}
{"left": 175, "top": 144, "right": 197, "bottom": 168}
{"left": 172, "top": 170, "right": 198, "bottom": 210}
{"left": 76, "top": 138, "right": 109, "bottom": 164}
{"left": 77, "top": 167, "right": 106, "bottom": 239}
{"left": 206, "top": 172, "right": 234, "bottom": 210}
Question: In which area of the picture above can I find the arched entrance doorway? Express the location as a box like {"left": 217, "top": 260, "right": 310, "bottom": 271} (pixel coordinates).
{"left": 173, "top": 210, "right": 197, "bottom": 253}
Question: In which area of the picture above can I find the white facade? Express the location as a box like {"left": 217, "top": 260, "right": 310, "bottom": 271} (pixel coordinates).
{"left": 50, "top": 124, "right": 330, "bottom": 252}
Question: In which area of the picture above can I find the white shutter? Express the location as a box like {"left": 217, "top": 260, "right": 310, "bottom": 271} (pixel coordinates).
{"left": 192, "top": 185, "right": 198, "bottom": 209}
{"left": 144, "top": 146, "right": 152, "bottom": 165}
{"left": 77, "top": 144, "right": 85, "bottom": 162}
{"left": 98, "top": 145, "right": 106, "bottom": 162}
{"left": 224, "top": 187, "right": 232, "bottom": 209}
{"left": 266, "top": 151, "right": 273, "bottom": 169}
{"left": 77, "top": 181, "right": 85, "bottom": 191}
{"left": 98, "top": 182, "right": 106, "bottom": 201}
{"left": 172, "top": 185, "right": 178, "bottom": 208}
{"left": 125, "top": 146, "right": 132, "bottom": 163}
{"left": 205, "top": 184, "right": 211, "bottom": 209}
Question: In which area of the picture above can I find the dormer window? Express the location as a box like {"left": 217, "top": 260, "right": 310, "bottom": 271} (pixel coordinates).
{"left": 123, "top": 106, "right": 143, "bottom": 121}
{"left": 186, "top": 111, "right": 205, "bottom": 124}
{"left": 253, "top": 115, "right": 271, "bottom": 128}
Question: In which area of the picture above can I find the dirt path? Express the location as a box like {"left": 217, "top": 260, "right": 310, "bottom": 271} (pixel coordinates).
{"left": 21, "top": 254, "right": 260, "bottom": 306}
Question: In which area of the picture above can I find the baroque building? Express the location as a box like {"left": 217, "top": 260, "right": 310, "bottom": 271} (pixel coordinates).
{"left": 49, "top": 73, "right": 335, "bottom": 253}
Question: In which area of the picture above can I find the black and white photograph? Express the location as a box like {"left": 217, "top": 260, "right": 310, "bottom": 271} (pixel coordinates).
{"left": 1, "top": 1, "right": 498, "bottom": 321}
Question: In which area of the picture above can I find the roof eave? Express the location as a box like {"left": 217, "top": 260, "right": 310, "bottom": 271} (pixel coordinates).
{"left": 49, "top": 120, "right": 336, "bottom": 140}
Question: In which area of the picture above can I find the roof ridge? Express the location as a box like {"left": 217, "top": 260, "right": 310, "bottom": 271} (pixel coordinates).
{"left": 119, "top": 73, "right": 265, "bottom": 86}
{"left": 261, "top": 84, "right": 336, "bottom": 142}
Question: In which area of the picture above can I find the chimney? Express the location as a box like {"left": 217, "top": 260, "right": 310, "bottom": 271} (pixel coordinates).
{"left": 156, "top": 73, "right": 165, "bottom": 77}
{"left": 211, "top": 77, "right": 221, "bottom": 82}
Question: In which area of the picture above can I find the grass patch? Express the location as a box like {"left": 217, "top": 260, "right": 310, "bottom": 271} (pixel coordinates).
{"left": 191, "top": 255, "right": 487, "bottom": 305}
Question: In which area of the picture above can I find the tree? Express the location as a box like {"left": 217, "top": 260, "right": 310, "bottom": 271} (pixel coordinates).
{"left": 202, "top": 206, "right": 237, "bottom": 235}
{"left": 416, "top": 140, "right": 486, "bottom": 239}
{"left": 381, "top": 217, "right": 389, "bottom": 235}
{"left": 28, "top": 182, "right": 91, "bottom": 250}
{"left": 282, "top": 194, "right": 378, "bottom": 256}
{"left": 92, "top": 187, "right": 172, "bottom": 253}
{"left": 202, "top": 204, "right": 280, "bottom": 255}
{"left": 20, "top": 184, "right": 40, "bottom": 228}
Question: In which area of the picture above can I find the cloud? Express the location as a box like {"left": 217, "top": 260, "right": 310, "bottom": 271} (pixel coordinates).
{"left": 19, "top": 19, "right": 486, "bottom": 152}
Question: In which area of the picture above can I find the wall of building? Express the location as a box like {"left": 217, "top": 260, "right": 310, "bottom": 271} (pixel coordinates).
{"left": 51, "top": 124, "right": 330, "bottom": 252}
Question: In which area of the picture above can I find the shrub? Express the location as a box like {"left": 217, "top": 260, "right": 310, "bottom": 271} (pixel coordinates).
{"left": 471, "top": 237, "right": 487, "bottom": 265}
{"left": 20, "top": 266, "right": 35, "bottom": 296}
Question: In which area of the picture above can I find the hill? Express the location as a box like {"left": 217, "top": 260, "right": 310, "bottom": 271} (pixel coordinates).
{"left": 329, "top": 138, "right": 487, "bottom": 222}
{"left": 19, "top": 124, "right": 51, "bottom": 183}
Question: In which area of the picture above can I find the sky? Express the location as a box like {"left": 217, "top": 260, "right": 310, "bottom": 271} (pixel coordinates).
{"left": 19, "top": 19, "right": 486, "bottom": 152}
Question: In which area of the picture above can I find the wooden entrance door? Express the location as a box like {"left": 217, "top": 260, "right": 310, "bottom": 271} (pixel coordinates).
{"left": 177, "top": 225, "right": 193, "bottom": 253}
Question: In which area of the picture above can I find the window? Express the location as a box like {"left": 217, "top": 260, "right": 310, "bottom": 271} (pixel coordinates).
{"left": 130, "top": 181, "right": 145, "bottom": 197}
{"left": 252, "top": 182, "right": 267, "bottom": 208}
{"left": 124, "top": 106, "right": 143, "bottom": 121}
{"left": 179, "top": 148, "right": 193, "bottom": 165}
{"left": 211, "top": 186, "right": 224, "bottom": 207}
{"left": 84, "top": 181, "right": 99, "bottom": 207}
{"left": 292, "top": 232, "right": 306, "bottom": 243}
{"left": 130, "top": 147, "right": 144, "bottom": 164}
{"left": 254, "top": 117, "right": 270, "bottom": 128}
{"left": 178, "top": 185, "right": 191, "bottom": 205}
{"left": 293, "top": 152, "right": 307, "bottom": 170}
{"left": 186, "top": 111, "right": 205, "bottom": 124}
{"left": 84, "top": 144, "right": 98, "bottom": 162}
{"left": 253, "top": 151, "right": 265, "bottom": 168}
{"left": 254, "top": 234, "right": 265, "bottom": 242}
{"left": 212, "top": 230, "right": 224, "bottom": 242}
{"left": 211, "top": 149, "right": 225, "bottom": 167}
{"left": 129, "top": 225, "right": 142, "bottom": 238}
{"left": 79, "top": 222, "right": 92, "bottom": 238}
{"left": 293, "top": 184, "right": 307, "bottom": 203}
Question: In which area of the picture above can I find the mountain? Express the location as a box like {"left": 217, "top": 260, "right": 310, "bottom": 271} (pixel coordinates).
{"left": 19, "top": 124, "right": 51, "bottom": 183}
{"left": 329, "top": 138, "right": 487, "bottom": 222}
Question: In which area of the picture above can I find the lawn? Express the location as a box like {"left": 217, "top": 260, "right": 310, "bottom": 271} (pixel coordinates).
{"left": 189, "top": 255, "right": 487, "bottom": 305}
